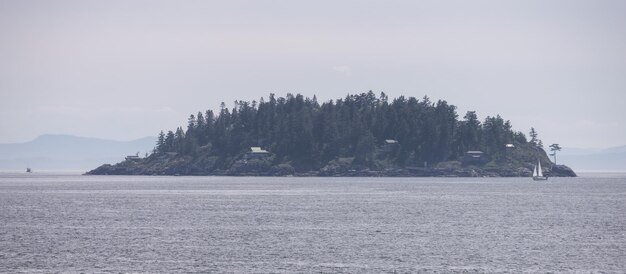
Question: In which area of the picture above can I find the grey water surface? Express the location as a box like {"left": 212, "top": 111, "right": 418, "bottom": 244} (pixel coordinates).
{"left": 1, "top": 173, "right": 625, "bottom": 273}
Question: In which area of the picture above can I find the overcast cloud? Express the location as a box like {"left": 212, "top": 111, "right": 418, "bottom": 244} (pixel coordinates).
{"left": 1, "top": 0, "right": 625, "bottom": 148}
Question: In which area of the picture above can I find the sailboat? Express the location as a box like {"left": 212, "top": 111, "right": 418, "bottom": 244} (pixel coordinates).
{"left": 532, "top": 159, "right": 548, "bottom": 181}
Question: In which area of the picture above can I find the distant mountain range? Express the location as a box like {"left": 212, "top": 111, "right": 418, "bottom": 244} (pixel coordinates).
{"left": 0, "top": 134, "right": 156, "bottom": 171}
{"left": 558, "top": 146, "right": 626, "bottom": 172}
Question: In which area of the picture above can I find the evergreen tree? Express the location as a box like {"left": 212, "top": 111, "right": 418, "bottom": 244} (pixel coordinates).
{"left": 529, "top": 127, "right": 538, "bottom": 144}
{"left": 549, "top": 143, "right": 562, "bottom": 164}
{"left": 156, "top": 131, "right": 166, "bottom": 153}
{"left": 165, "top": 130, "right": 175, "bottom": 152}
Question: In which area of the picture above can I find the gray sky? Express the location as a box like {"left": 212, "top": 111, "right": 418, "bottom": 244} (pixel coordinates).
{"left": 1, "top": 0, "right": 625, "bottom": 148}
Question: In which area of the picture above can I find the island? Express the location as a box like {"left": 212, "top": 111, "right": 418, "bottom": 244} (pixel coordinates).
{"left": 87, "top": 92, "right": 576, "bottom": 177}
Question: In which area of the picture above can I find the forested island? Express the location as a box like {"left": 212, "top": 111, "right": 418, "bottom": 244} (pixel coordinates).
{"left": 87, "top": 92, "right": 575, "bottom": 177}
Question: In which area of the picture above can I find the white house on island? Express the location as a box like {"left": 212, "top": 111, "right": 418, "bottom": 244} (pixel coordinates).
{"left": 245, "top": 147, "right": 270, "bottom": 160}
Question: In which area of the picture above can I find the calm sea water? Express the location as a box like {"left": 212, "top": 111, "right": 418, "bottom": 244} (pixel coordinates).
{"left": 1, "top": 173, "right": 624, "bottom": 273}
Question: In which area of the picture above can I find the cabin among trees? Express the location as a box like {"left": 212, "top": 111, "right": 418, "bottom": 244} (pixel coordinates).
{"left": 245, "top": 147, "right": 270, "bottom": 160}
{"left": 125, "top": 152, "right": 141, "bottom": 161}
{"left": 463, "top": 151, "right": 489, "bottom": 165}
{"left": 150, "top": 92, "right": 533, "bottom": 172}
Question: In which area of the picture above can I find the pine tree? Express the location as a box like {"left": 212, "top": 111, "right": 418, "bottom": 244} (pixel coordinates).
{"left": 156, "top": 131, "right": 166, "bottom": 153}
{"left": 529, "top": 127, "right": 538, "bottom": 144}
{"left": 549, "top": 143, "right": 562, "bottom": 164}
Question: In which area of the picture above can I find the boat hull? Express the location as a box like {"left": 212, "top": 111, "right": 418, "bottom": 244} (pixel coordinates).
{"left": 533, "top": 176, "right": 548, "bottom": 181}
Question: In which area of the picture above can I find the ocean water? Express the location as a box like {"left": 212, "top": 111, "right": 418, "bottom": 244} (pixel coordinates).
{"left": 1, "top": 173, "right": 624, "bottom": 273}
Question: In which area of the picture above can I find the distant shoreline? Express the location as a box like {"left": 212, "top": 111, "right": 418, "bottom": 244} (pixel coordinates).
{"left": 6, "top": 170, "right": 624, "bottom": 178}
{"left": 85, "top": 163, "right": 577, "bottom": 178}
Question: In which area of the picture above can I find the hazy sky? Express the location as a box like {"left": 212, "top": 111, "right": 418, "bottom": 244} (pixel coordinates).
{"left": 1, "top": 0, "right": 625, "bottom": 148}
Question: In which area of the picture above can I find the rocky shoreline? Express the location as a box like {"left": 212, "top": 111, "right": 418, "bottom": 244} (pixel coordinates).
{"left": 86, "top": 154, "right": 576, "bottom": 177}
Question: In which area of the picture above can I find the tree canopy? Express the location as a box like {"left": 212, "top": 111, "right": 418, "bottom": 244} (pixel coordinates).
{"left": 153, "top": 92, "right": 531, "bottom": 172}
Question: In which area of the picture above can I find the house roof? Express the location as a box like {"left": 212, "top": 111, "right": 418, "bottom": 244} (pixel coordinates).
{"left": 250, "top": 147, "right": 269, "bottom": 153}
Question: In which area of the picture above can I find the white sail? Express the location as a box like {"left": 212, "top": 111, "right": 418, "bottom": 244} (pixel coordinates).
{"left": 533, "top": 165, "right": 538, "bottom": 177}
{"left": 537, "top": 160, "right": 543, "bottom": 177}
